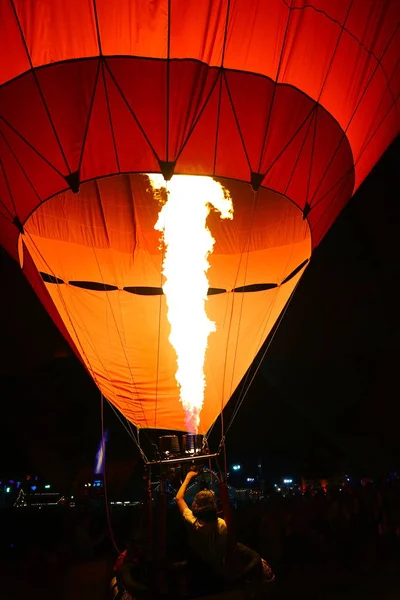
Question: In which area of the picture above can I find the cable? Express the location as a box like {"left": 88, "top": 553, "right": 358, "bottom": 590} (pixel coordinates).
{"left": 100, "top": 392, "right": 121, "bottom": 555}
{"left": 224, "top": 274, "right": 304, "bottom": 437}
{"left": 106, "top": 399, "right": 148, "bottom": 463}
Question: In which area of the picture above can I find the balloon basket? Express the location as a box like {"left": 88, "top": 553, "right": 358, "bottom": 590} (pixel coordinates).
{"left": 145, "top": 449, "right": 221, "bottom": 497}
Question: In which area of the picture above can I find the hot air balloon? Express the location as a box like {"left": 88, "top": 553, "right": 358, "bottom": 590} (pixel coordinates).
{"left": 0, "top": 1, "right": 399, "bottom": 444}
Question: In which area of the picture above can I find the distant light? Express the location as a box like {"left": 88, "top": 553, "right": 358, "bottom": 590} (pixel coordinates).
{"left": 6, "top": 487, "right": 11, "bottom": 493}
{"left": 247, "top": 478, "right": 255, "bottom": 483}
{"left": 274, "top": 484, "right": 277, "bottom": 488}
{"left": 232, "top": 465, "right": 241, "bottom": 471}
{"left": 257, "top": 464, "right": 261, "bottom": 468}
{"left": 16, "top": 482, "right": 21, "bottom": 488}
{"left": 9, "top": 480, "right": 14, "bottom": 484}
{"left": 31, "top": 486, "right": 37, "bottom": 491}
{"left": 44, "top": 485, "right": 51, "bottom": 489}
{"left": 346, "top": 477, "right": 350, "bottom": 482}
{"left": 71, "top": 496, "right": 74, "bottom": 499}
{"left": 283, "top": 479, "right": 293, "bottom": 484}
{"left": 277, "top": 487, "right": 281, "bottom": 492}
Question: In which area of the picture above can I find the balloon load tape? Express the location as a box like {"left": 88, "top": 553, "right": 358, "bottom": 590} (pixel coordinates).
{"left": 146, "top": 434, "right": 218, "bottom": 490}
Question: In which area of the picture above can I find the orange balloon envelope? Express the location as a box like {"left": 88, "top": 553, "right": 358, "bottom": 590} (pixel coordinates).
{"left": 0, "top": 1, "right": 399, "bottom": 433}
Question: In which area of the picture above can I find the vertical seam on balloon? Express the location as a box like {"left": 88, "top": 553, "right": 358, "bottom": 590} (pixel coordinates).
{"left": 125, "top": 175, "right": 138, "bottom": 257}
{"left": 305, "top": 107, "right": 319, "bottom": 206}
{"left": 212, "top": 0, "right": 231, "bottom": 178}
{"left": 92, "top": 0, "right": 103, "bottom": 56}
{"left": 174, "top": 69, "right": 220, "bottom": 164}
{"left": 77, "top": 59, "right": 102, "bottom": 175}
{"left": 309, "top": 21, "right": 400, "bottom": 210}
{"left": 103, "top": 60, "right": 161, "bottom": 163}
{"left": 0, "top": 116, "right": 66, "bottom": 178}
{"left": 154, "top": 180, "right": 168, "bottom": 430}
{"left": 212, "top": 72, "right": 223, "bottom": 177}
{"left": 222, "top": 71, "right": 253, "bottom": 176}
{"left": 316, "top": 0, "right": 354, "bottom": 104}
{"left": 9, "top": 0, "right": 72, "bottom": 174}
{"left": 256, "top": 0, "right": 294, "bottom": 175}
{"left": 227, "top": 189, "right": 259, "bottom": 403}
{"left": 166, "top": 0, "right": 171, "bottom": 163}
{"left": 0, "top": 155, "right": 18, "bottom": 215}
{"left": 221, "top": 0, "right": 231, "bottom": 68}
{"left": 94, "top": 179, "right": 110, "bottom": 246}
{"left": 0, "top": 127, "right": 41, "bottom": 201}
{"left": 283, "top": 107, "right": 316, "bottom": 197}
{"left": 101, "top": 61, "right": 121, "bottom": 173}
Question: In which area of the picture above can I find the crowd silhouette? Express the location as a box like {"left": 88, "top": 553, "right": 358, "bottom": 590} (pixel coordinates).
{"left": 1, "top": 479, "right": 400, "bottom": 598}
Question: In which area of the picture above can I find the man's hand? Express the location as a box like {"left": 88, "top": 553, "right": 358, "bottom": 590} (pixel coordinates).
{"left": 175, "top": 469, "right": 198, "bottom": 515}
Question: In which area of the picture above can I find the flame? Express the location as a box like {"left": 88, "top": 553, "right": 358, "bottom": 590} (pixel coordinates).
{"left": 148, "top": 174, "right": 233, "bottom": 433}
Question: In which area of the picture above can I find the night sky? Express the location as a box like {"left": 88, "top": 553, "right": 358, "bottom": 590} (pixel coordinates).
{"left": 0, "top": 135, "right": 399, "bottom": 483}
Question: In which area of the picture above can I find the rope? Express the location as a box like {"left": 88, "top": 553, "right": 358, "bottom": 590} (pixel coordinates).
{"left": 100, "top": 392, "right": 121, "bottom": 555}
{"left": 224, "top": 273, "right": 305, "bottom": 437}
{"left": 221, "top": 226, "right": 300, "bottom": 442}
{"left": 206, "top": 187, "right": 259, "bottom": 449}
{"left": 106, "top": 400, "right": 148, "bottom": 463}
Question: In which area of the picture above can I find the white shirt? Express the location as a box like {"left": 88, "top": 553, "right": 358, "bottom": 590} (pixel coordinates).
{"left": 182, "top": 507, "right": 228, "bottom": 575}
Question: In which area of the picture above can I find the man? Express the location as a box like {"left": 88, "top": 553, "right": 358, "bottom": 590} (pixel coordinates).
{"left": 175, "top": 469, "right": 227, "bottom": 587}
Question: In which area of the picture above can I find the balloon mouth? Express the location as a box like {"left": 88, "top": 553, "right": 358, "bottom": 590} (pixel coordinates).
{"left": 21, "top": 172, "right": 311, "bottom": 433}
{"left": 21, "top": 172, "right": 312, "bottom": 291}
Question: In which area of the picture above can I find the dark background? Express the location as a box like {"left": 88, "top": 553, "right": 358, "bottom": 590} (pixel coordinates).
{"left": 0, "top": 135, "right": 399, "bottom": 484}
